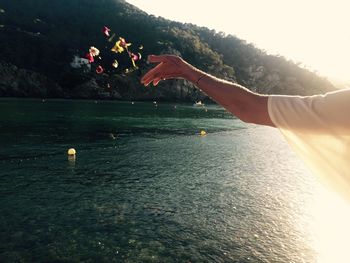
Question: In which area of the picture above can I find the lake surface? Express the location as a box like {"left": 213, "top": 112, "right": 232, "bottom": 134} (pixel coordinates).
{"left": 0, "top": 99, "right": 349, "bottom": 262}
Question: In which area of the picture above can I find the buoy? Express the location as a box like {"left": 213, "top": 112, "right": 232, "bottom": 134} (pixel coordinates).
{"left": 200, "top": 130, "right": 207, "bottom": 136}
{"left": 68, "top": 148, "right": 76, "bottom": 156}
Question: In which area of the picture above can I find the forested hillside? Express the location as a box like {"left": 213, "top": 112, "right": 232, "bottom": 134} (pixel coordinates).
{"left": 0, "top": 0, "right": 334, "bottom": 100}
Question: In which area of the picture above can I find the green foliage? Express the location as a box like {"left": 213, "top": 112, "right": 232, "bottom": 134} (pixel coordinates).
{"left": 0, "top": 0, "right": 334, "bottom": 97}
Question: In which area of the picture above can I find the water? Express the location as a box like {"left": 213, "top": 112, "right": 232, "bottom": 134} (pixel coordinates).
{"left": 0, "top": 99, "right": 344, "bottom": 262}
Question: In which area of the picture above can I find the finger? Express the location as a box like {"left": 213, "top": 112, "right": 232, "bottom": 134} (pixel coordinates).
{"left": 141, "top": 72, "right": 156, "bottom": 86}
{"left": 142, "top": 73, "right": 161, "bottom": 86}
{"left": 141, "top": 62, "right": 163, "bottom": 82}
{"left": 143, "top": 79, "right": 153, "bottom": 87}
{"left": 141, "top": 73, "right": 155, "bottom": 85}
{"left": 141, "top": 64, "right": 164, "bottom": 84}
{"left": 153, "top": 77, "right": 162, "bottom": 86}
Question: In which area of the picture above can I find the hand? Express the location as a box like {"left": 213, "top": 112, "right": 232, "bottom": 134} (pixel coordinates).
{"left": 141, "top": 54, "right": 193, "bottom": 86}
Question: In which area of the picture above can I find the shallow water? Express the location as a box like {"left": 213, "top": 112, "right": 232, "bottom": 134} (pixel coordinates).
{"left": 0, "top": 99, "right": 346, "bottom": 262}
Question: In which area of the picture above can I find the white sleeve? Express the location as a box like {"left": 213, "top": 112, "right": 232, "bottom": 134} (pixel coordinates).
{"left": 267, "top": 88, "right": 350, "bottom": 203}
{"left": 268, "top": 88, "right": 350, "bottom": 134}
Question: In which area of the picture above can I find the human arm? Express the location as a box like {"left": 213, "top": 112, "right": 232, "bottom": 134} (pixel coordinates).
{"left": 141, "top": 54, "right": 275, "bottom": 127}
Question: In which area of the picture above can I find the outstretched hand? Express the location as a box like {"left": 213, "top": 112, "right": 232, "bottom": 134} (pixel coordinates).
{"left": 141, "top": 55, "right": 193, "bottom": 86}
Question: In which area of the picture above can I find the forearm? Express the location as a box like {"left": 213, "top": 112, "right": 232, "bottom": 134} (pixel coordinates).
{"left": 141, "top": 54, "right": 274, "bottom": 126}
{"left": 184, "top": 67, "right": 274, "bottom": 126}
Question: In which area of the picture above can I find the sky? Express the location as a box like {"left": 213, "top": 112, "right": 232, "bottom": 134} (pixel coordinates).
{"left": 126, "top": 0, "right": 350, "bottom": 82}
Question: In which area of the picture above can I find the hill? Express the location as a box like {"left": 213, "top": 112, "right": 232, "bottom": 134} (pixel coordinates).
{"left": 0, "top": 0, "right": 335, "bottom": 101}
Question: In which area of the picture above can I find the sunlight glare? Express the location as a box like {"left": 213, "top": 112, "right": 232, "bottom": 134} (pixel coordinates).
{"left": 126, "top": 0, "right": 350, "bottom": 81}
{"left": 308, "top": 186, "right": 350, "bottom": 263}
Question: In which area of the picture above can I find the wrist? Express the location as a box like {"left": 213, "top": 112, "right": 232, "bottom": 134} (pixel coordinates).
{"left": 182, "top": 64, "right": 202, "bottom": 84}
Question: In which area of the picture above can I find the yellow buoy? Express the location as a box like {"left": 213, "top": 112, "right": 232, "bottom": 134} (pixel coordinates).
{"left": 200, "top": 130, "right": 207, "bottom": 136}
{"left": 67, "top": 148, "right": 76, "bottom": 156}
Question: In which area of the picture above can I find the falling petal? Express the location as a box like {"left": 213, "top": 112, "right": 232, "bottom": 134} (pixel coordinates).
{"left": 86, "top": 53, "right": 94, "bottom": 63}
{"left": 119, "top": 37, "right": 126, "bottom": 45}
{"left": 102, "top": 26, "right": 110, "bottom": 37}
{"left": 112, "top": 60, "right": 119, "bottom": 68}
{"left": 111, "top": 41, "right": 124, "bottom": 53}
{"left": 89, "top": 46, "right": 100, "bottom": 57}
{"left": 119, "top": 37, "right": 132, "bottom": 48}
{"left": 131, "top": 58, "right": 136, "bottom": 68}
{"left": 96, "top": 65, "right": 104, "bottom": 74}
{"left": 108, "top": 33, "right": 115, "bottom": 42}
{"left": 130, "top": 53, "right": 138, "bottom": 61}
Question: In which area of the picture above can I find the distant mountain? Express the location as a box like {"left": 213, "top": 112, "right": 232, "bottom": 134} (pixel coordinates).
{"left": 0, "top": 0, "right": 335, "bottom": 100}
